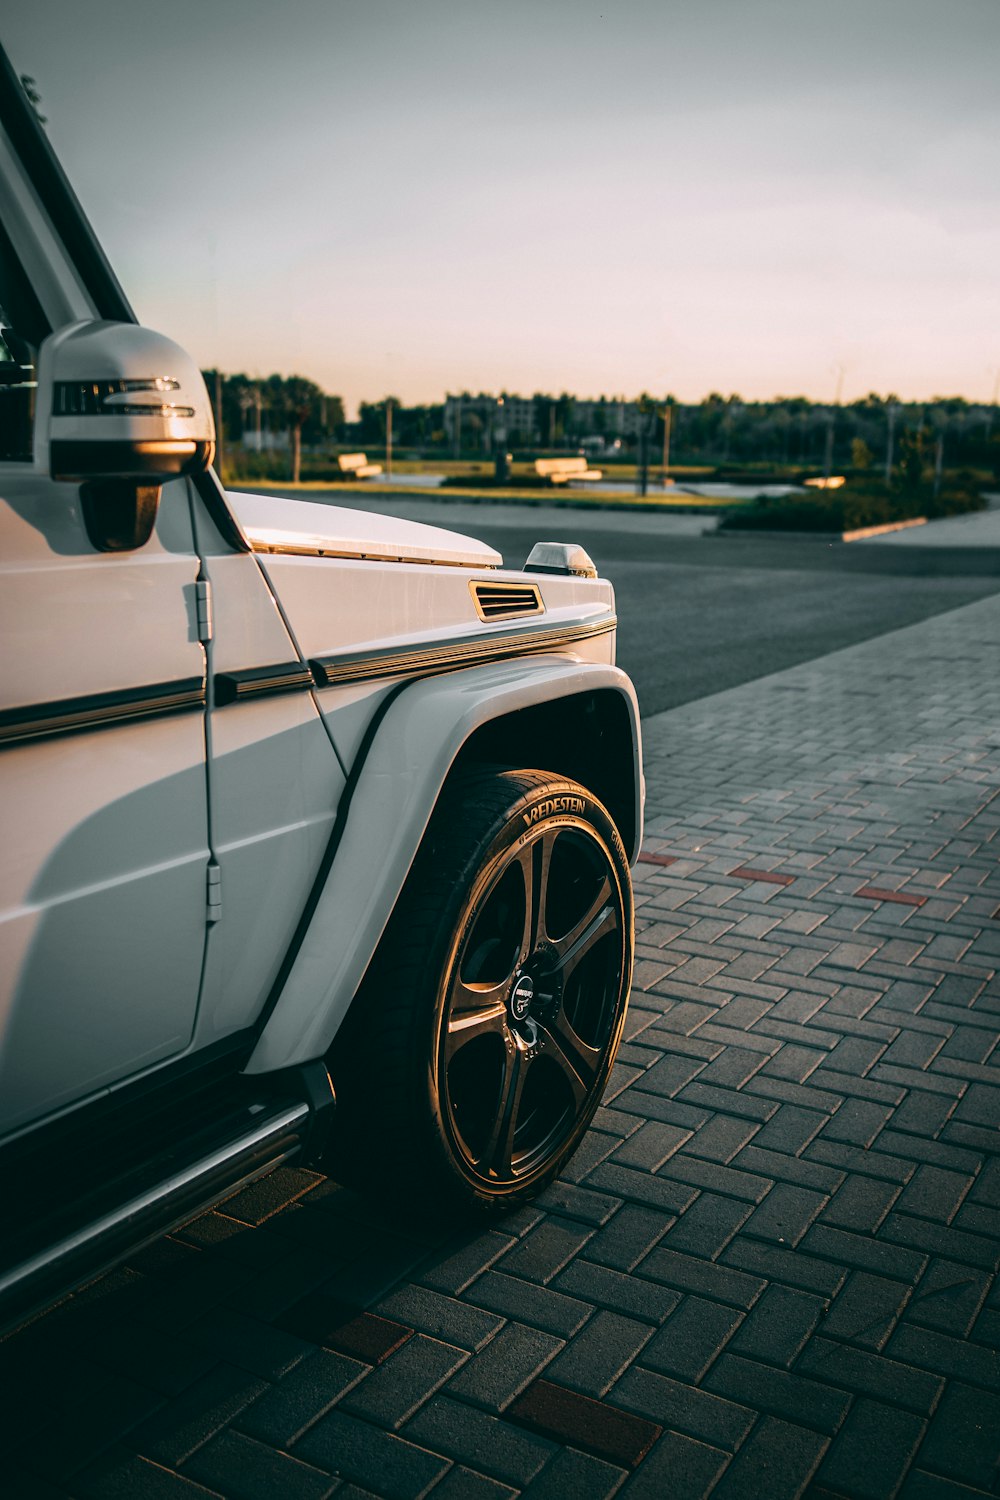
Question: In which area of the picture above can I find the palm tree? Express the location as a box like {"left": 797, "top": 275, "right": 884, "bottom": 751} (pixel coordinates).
{"left": 283, "top": 377, "right": 323, "bottom": 484}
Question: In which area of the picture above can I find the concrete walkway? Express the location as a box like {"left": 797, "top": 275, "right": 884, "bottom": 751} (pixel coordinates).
{"left": 4, "top": 597, "right": 999, "bottom": 1499}
{"left": 858, "top": 495, "right": 1000, "bottom": 548}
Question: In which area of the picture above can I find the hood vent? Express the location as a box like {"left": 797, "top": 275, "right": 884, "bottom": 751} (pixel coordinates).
{"left": 471, "top": 580, "right": 544, "bottom": 622}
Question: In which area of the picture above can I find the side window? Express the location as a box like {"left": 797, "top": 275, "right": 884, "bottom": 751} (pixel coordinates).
{"left": 0, "top": 221, "right": 48, "bottom": 462}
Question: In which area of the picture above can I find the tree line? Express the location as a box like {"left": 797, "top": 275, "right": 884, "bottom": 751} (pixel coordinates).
{"left": 201, "top": 371, "right": 345, "bottom": 483}
{"left": 203, "top": 372, "right": 1000, "bottom": 479}
{"left": 639, "top": 392, "right": 1000, "bottom": 475}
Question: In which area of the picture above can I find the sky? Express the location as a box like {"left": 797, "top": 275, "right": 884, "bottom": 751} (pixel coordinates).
{"left": 5, "top": 0, "right": 1000, "bottom": 416}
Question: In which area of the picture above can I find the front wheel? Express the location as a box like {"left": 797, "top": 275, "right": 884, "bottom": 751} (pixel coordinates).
{"left": 328, "top": 769, "right": 634, "bottom": 1214}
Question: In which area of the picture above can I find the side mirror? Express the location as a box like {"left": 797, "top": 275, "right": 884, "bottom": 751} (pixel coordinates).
{"left": 35, "top": 320, "right": 216, "bottom": 550}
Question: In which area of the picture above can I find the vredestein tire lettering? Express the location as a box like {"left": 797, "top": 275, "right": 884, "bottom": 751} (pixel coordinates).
{"left": 523, "top": 794, "right": 588, "bottom": 826}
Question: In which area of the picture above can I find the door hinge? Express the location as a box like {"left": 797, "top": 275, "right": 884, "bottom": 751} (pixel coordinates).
{"left": 196, "top": 579, "right": 213, "bottom": 643}
{"left": 206, "top": 860, "right": 222, "bottom": 923}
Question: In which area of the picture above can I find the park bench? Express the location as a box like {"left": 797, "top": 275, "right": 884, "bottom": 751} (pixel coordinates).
{"left": 337, "top": 452, "right": 383, "bottom": 480}
{"left": 534, "top": 456, "right": 603, "bottom": 486}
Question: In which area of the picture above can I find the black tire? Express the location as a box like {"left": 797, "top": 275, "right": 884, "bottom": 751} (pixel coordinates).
{"left": 327, "top": 768, "right": 634, "bottom": 1214}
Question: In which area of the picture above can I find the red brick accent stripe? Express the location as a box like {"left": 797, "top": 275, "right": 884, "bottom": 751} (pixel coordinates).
{"left": 325, "top": 1311, "right": 413, "bottom": 1365}
{"left": 856, "top": 885, "right": 927, "bottom": 907}
{"left": 730, "top": 866, "right": 794, "bottom": 886}
{"left": 507, "top": 1379, "right": 662, "bottom": 1470}
{"left": 278, "top": 1293, "right": 412, "bottom": 1364}
{"left": 638, "top": 851, "right": 678, "bottom": 867}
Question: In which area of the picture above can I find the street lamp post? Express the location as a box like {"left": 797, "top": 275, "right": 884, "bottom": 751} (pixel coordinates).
{"left": 494, "top": 396, "right": 509, "bottom": 483}
{"left": 933, "top": 421, "right": 945, "bottom": 500}
{"left": 637, "top": 415, "right": 651, "bottom": 497}
{"left": 823, "top": 412, "right": 834, "bottom": 481}
{"left": 824, "top": 364, "right": 844, "bottom": 483}
{"left": 885, "top": 402, "right": 897, "bottom": 486}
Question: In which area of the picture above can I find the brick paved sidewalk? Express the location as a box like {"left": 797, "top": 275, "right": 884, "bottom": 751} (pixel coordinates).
{"left": 4, "top": 595, "right": 999, "bottom": 1500}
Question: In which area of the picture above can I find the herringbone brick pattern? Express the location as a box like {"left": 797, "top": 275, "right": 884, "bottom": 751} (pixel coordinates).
{"left": 3, "top": 596, "right": 999, "bottom": 1499}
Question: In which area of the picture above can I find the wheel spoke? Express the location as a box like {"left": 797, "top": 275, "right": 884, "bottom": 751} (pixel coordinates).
{"left": 524, "top": 828, "right": 564, "bottom": 957}
{"left": 510, "top": 844, "right": 533, "bottom": 967}
{"left": 537, "top": 1010, "right": 600, "bottom": 1107}
{"left": 480, "top": 1041, "right": 528, "bottom": 1177}
{"left": 444, "top": 990, "right": 508, "bottom": 1061}
{"left": 553, "top": 877, "right": 620, "bottom": 983}
{"left": 450, "top": 972, "right": 510, "bottom": 1014}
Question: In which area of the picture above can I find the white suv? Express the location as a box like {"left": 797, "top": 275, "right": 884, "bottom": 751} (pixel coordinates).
{"left": 0, "top": 48, "right": 642, "bottom": 1328}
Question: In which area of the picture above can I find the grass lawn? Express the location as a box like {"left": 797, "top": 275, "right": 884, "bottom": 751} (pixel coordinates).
{"left": 350, "top": 458, "right": 716, "bottom": 481}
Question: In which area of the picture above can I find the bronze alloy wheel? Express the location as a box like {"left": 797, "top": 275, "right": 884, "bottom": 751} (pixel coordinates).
{"left": 435, "top": 813, "right": 628, "bottom": 1197}
{"left": 328, "top": 769, "right": 634, "bottom": 1214}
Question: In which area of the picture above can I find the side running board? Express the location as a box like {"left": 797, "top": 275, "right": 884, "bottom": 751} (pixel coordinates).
{"left": 0, "top": 1097, "right": 312, "bottom": 1333}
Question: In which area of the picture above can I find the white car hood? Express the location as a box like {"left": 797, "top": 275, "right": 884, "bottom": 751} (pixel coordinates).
{"left": 230, "top": 491, "right": 502, "bottom": 569}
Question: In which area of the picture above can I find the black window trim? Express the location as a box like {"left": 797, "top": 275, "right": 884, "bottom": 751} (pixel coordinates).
{"left": 0, "top": 45, "right": 134, "bottom": 325}
{"left": 0, "top": 215, "right": 47, "bottom": 463}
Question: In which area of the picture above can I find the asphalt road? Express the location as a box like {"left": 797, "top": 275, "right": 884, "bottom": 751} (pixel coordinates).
{"left": 238, "top": 489, "right": 1000, "bottom": 719}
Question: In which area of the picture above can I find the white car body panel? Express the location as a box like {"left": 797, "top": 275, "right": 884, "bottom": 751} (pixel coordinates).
{"left": 255, "top": 551, "right": 614, "bottom": 661}
{"left": 256, "top": 550, "right": 617, "bottom": 764}
{"left": 0, "top": 471, "right": 203, "bottom": 708}
{"left": 232, "top": 489, "right": 502, "bottom": 569}
{"left": 237, "top": 488, "right": 620, "bottom": 777}
{"left": 0, "top": 470, "right": 211, "bottom": 1135}
{"left": 0, "top": 716, "right": 209, "bottom": 1134}
{"left": 195, "top": 694, "right": 341, "bottom": 1045}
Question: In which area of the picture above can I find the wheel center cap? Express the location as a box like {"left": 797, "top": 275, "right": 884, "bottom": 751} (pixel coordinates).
{"left": 509, "top": 974, "right": 535, "bottom": 1023}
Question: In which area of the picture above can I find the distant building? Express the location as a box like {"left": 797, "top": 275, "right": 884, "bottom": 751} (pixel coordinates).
{"left": 571, "top": 399, "right": 650, "bottom": 439}
{"left": 443, "top": 392, "right": 651, "bottom": 448}
{"left": 443, "top": 393, "right": 537, "bottom": 447}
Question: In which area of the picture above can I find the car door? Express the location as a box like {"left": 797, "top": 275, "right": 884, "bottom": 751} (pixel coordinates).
{"left": 185, "top": 491, "right": 346, "bottom": 1050}
{"left": 0, "top": 82, "right": 210, "bottom": 1136}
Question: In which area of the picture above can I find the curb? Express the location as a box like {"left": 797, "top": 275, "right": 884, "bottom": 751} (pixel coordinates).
{"left": 841, "top": 516, "right": 927, "bottom": 542}
{"left": 707, "top": 516, "right": 929, "bottom": 542}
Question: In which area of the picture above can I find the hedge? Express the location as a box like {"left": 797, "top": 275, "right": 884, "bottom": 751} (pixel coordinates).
{"left": 717, "top": 483, "right": 986, "bottom": 534}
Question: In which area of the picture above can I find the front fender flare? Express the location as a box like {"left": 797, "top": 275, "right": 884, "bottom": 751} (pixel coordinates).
{"left": 245, "top": 656, "right": 642, "bottom": 1074}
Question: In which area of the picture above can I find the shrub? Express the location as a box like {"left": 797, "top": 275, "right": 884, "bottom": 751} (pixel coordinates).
{"left": 441, "top": 474, "right": 538, "bottom": 489}
{"left": 718, "top": 481, "right": 985, "bottom": 534}
{"left": 223, "top": 450, "right": 292, "bottom": 482}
